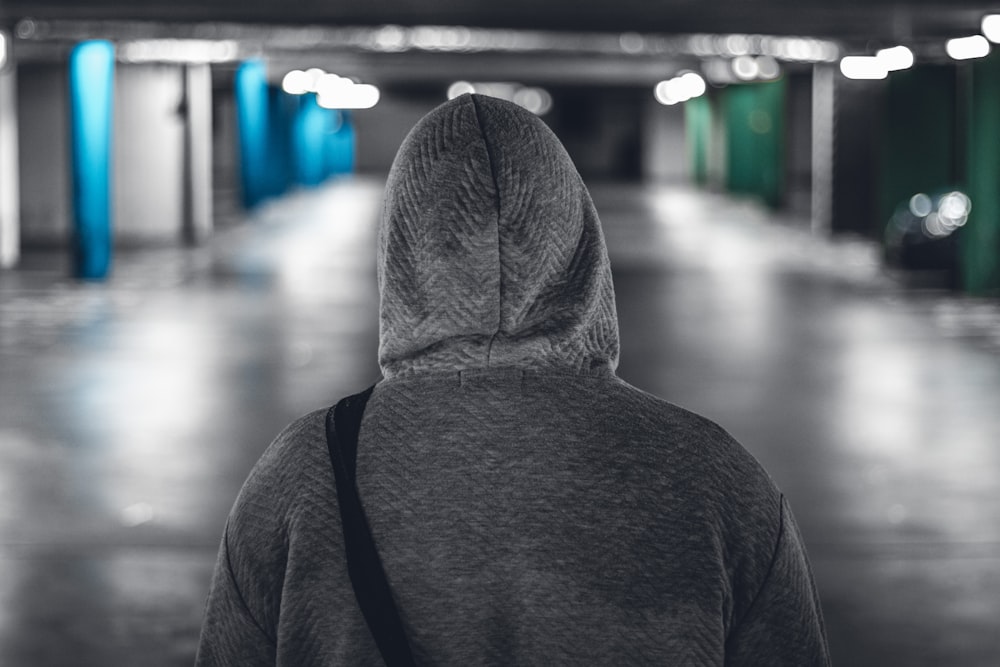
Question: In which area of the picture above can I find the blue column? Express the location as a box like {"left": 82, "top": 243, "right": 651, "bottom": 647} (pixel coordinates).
{"left": 292, "top": 94, "right": 327, "bottom": 187}
{"left": 234, "top": 60, "right": 269, "bottom": 208}
{"left": 325, "top": 110, "right": 355, "bottom": 177}
{"left": 69, "top": 40, "right": 114, "bottom": 280}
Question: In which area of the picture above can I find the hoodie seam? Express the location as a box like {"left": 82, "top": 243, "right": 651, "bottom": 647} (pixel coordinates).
{"left": 469, "top": 94, "right": 503, "bottom": 368}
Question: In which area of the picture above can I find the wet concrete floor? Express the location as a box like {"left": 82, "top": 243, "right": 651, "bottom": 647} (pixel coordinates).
{"left": 1, "top": 178, "right": 998, "bottom": 665}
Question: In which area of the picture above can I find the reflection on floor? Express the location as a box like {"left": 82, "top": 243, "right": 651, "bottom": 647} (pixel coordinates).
{"left": 1, "top": 178, "right": 998, "bottom": 666}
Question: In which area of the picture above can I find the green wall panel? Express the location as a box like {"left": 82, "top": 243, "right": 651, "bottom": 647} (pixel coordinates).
{"left": 963, "top": 53, "right": 1000, "bottom": 294}
{"left": 685, "top": 94, "right": 712, "bottom": 186}
{"left": 723, "top": 79, "right": 785, "bottom": 208}
{"left": 879, "top": 66, "right": 957, "bottom": 227}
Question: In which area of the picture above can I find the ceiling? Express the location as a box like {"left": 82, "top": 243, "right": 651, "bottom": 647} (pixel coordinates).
{"left": 3, "top": 1, "right": 998, "bottom": 46}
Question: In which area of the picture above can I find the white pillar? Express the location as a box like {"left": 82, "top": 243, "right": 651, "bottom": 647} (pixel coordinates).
{"left": 811, "top": 63, "right": 835, "bottom": 235}
{"left": 183, "top": 63, "right": 213, "bottom": 244}
{"left": 0, "top": 31, "right": 20, "bottom": 268}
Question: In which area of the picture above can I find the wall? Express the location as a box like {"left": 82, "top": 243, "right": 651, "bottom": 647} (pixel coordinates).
{"left": 17, "top": 62, "right": 71, "bottom": 246}
{"left": 113, "top": 63, "right": 185, "bottom": 244}
{"left": 641, "top": 96, "right": 687, "bottom": 183}
{"left": 353, "top": 90, "right": 437, "bottom": 174}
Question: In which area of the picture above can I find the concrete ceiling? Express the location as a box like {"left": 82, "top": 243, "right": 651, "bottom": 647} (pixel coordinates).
{"left": 2, "top": 1, "right": 998, "bottom": 45}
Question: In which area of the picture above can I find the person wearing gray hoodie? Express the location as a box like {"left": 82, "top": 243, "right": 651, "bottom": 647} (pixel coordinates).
{"left": 196, "top": 93, "right": 831, "bottom": 665}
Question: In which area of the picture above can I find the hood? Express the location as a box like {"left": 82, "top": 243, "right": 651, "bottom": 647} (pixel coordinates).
{"left": 377, "top": 93, "right": 619, "bottom": 379}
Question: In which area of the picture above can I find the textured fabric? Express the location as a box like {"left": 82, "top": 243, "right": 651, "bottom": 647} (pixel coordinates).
{"left": 197, "top": 95, "right": 830, "bottom": 666}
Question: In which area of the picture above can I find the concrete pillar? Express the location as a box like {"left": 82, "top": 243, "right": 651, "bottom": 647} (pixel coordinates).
{"left": 640, "top": 96, "right": 686, "bottom": 183}
{"left": 810, "top": 64, "right": 835, "bottom": 235}
{"left": 0, "top": 31, "right": 19, "bottom": 269}
{"left": 182, "top": 63, "right": 213, "bottom": 244}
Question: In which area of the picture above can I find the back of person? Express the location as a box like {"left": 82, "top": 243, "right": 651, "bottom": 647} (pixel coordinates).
{"left": 196, "top": 94, "right": 830, "bottom": 666}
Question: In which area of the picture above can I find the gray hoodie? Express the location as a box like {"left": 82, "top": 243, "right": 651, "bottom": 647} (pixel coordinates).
{"left": 196, "top": 94, "right": 830, "bottom": 666}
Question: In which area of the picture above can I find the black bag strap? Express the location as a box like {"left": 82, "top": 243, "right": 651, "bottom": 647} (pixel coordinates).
{"left": 325, "top": 385, "right": 416, "bottom": 667}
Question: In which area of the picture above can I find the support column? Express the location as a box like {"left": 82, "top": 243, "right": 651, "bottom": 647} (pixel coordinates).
{"left": 69, "top": 40, "right": 115, "bottom": 280}
{"left": 810, "top": 64, "right": 834, "bottom": 235}
{"left": 723, "top": 79, "right": 786, "bottom": 208}
{"left": 0, "top": 30, "right": 19, "bottom": 269}
{"left": 234, "top": 59, "right": 268, "bottom": 209}
{"left": 962, "top": 53, "right": 1000, "bottom": 294}
{"left": 182, "top": 63, "right": 213, "bottom": 244}
{"left": 685, "top": 94, "right": 712, "bottom": 186}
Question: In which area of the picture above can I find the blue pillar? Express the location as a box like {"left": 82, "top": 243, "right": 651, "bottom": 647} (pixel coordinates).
{"left": 292, "top": 94, "right": 327, "bottom": 187}
{"left": 69, "top": 40, "right": 114, "bottom": 280}
{"left": 265, "top": 86, "right": 294, "bottom": 198}
{"left": 325, "top": 110, "right": 355, "bottom": 177}
{"left": 234, "top": 60, "right": 269, "bottom": 209}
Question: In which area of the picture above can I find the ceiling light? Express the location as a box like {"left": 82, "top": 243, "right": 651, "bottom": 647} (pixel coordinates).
{"left": 946, "top": 35, "right": 990, "bottom": 60}
{"left": 876, "top": 45, "right": 914, "bottom": 72}
{"left": 839, "top": 56, "right": 888, "bottom": 80}
{"left": 982, "top": 15, "right": 1000, "bottom": 43}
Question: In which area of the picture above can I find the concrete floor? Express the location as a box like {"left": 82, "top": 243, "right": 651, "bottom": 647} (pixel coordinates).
{"left": 1, "top": 178, "right": 999, "bottom": 666}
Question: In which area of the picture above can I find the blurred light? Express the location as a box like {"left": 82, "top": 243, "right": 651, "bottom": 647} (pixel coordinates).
{"left": 909, "top": 193, "right": 933, "bottom": 217}
{"left": 15, "top": 18, "right": 37, "bottom": 39}
{"left": 446, "top": 81, "right": 551, "bottom": 114}
{"left": 938, "top": 191, "right": 971, "bottom": 229}
{"left": 282, "top": 70, "right": 310, "bottom": 95}
{"left": 679, "top": 71, "right": 707, "bottom": 97}
{"left": 373, "top": 24, "right": 407, "bottom": 51}
{"left": 654, "top": 80, "right": 680, "bottom": 105}
{"left": 982, "top": 15, "right": 1000, "bottom": 43}
{"left": 119, "top": 39, "right": 238, "bottom": 63}
{"left": 316, "top": 72, "right": 350, "bottom": 97}
{"left": 839, "top": 56, "right": 888, "bottom": 80}
{"left": 725, "top": 34, "right": 751, "bottom": 56}
{"left": 305, "top": 68, "right": 325, "bottom": 91}
{"left": 755, "top": 55, "right": 781, "bottom": 79}
{"left": 654, "top": 71, "right": 706, "bottom": 105}
{"left": 0, "top": 32, "right": 6, "bottom": 70}
{"left": 732, "top": 55, "right": 760, "bottom": 80}
{"left": 447, "top": 80, "right": 476, "bottom": 99}
{"left": 702, "top": 58, "right": 736, "bottom": 84}
{"left": 318, "top": 83, "right": 380, "bottom": 109}
{"left": 619, "top": 32, "right": 645, "bottom": 54}
{"left": 512, "top": 86, "right": 553, "bottom": 115}
{"left": 876, "top": 45, "right": 914, "bottom": 71}
{"left": 923, "top": 212, "right": 948, "bottom": 238}
{"left": 285, "top": 67, "right": 380, "bottom": 109}
{"left": 946, "top": 35, "right": 990, "bottom": 60}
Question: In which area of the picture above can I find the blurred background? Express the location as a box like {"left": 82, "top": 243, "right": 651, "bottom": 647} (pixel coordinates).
{"left": 1, "top": 1, "right": 1000, "bottom": 665}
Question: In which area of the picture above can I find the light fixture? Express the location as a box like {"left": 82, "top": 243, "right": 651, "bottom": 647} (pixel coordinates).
{"left": 946, "top": 35, "right": 990, "bottom": 60}
{"left": 282, "top": 68, "right": 381, "bottom": 109}
{"left": 876, "top": 45, "right": 914, "bottom": 72}
{"left": 982, "top": 15, "right": 1000, "bottom": 43}
{"left": 839, "top": 56, "right": 888, "bottom": 80}
{"left": 654, "top": 71, "right": 706, "bottom": 105}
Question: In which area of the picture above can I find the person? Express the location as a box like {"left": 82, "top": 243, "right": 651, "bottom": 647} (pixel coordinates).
{"left": 196, "top": 93, "right": 831, "bottom": 665}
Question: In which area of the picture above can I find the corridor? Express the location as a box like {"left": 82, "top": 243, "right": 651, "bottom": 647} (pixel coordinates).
{"left": 1, "top": 178, "right": 999, "bottom": 665}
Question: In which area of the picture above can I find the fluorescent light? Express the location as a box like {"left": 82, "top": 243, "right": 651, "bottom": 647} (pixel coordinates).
{"left": 839, "top": 56, "right": 888, "bottom": 80}
{"left": 447, "top": 81, "right": 475, "bottom": 99}
{"left": 0, "top": 32, "right": 6, "bottom": 70}
{"left": 876, "top": 45, "right": 914, "bottom": 72}
{"left": 982, "top": 15, "right": 1000, "bottom": 43}
{"left": 946, "top": 35, "right": 990, "bottom": 60}
{"left": 318, "top": 83, "right": 380, "bottom": 109}
{"left": 118, "top": 39, "right": 238, "bottom": 64}
{"left": 654, "top": 72, "right": 706, "bottom": 106}
{"left": 282, "top": 70, "right": 310, "bottom": 95}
